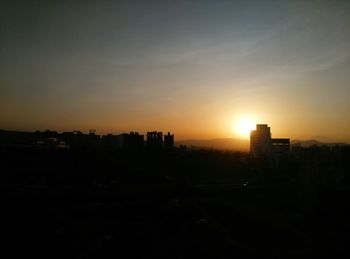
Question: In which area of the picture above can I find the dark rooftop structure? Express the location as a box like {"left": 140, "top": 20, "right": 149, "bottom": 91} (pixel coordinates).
{"left": 250, "top": 124, "right": 290, "bottom": 157}
{"left": 164, "top": 132, "right": 174, "bottom": 149}
{"left": 146, "top": 131, "right": 163, "bottom": 149}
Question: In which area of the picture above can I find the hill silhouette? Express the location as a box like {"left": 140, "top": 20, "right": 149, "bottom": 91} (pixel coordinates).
{"left": 291, "top": 139, "right": 349, "bottom": 147}
{"left": 175, "top": 138, "right": 349, "bottom": 151}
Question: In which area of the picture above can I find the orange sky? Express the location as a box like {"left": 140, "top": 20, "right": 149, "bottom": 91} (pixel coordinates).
{"left": 1, "top": 1, "right": 349, "bottom": 142}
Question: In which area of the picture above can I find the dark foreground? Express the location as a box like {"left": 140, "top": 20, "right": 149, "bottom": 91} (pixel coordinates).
{"left": 3, "top": 147, "right": 350, "bottom": 258}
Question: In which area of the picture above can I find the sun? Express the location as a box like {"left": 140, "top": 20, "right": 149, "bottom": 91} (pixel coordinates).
{"left": 235, "top": 117, "right": 256, "bottom": 138}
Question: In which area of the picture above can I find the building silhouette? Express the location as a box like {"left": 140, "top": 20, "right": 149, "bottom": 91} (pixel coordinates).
{"left": 125, "top": 132, "right": 144, "bottom": 150}
{"left": 100, "top": 134, "right": 117, "bottom": 149}
{"left": 0, "top": 129, "right": 175, "bottom": 151}
{"left": 164, "top": 132, "right": 174, "bottom": 148}
{"left": 250, "top": 124, "right": 289, "bottom": 156}
{"left": 271, "top": 138, "right": 290, "bottom": 154}
{"left": 101, "top": 132, "right": 144, "bottom": 150}
{"left": 146, "top": 131, "right": 163, "bottom": 149}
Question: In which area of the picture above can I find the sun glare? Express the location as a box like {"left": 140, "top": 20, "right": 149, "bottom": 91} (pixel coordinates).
{"left": 235, "top": 117, "right": 256, "bottom": 138}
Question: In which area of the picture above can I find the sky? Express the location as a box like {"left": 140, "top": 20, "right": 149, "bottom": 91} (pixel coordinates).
{"left": 1, "top": 0, "right": 350, "bottom": 141}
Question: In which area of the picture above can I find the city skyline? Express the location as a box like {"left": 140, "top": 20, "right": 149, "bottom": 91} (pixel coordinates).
{"left": 1, "top": 0, "right": 350, "bottom": 142}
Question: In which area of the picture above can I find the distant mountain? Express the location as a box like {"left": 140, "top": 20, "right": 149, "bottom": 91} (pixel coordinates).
{"left": 175, "top": 138, "right": 249, "bottom": 152}
{"left": 175, "top": 138, "right": 349, "bottom": 151}
{"left": 291, "top": 139, "right": 349, "bottom": 147}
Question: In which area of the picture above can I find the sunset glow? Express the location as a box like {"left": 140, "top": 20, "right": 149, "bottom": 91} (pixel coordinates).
{"left": 235, "top": 117, "right": 256, "bottom": 139}
{"left": 0, "top": 1, "right": 349, "bottom": 142}
{"left": 2, "top": 2, "right": 349, "bottom": 257}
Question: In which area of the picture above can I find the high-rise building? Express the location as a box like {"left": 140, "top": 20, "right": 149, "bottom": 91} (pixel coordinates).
{"left": 250, "top": 124, "right": 272, "bottom": 156}
{"left": 250, "top": 124, "right": 289, "bottom": 156}
{"left": 147, "top": 131, "right": 163, "bottom": 149}
{"left": 125, "top": 132, "right": 144, "bottom": 150}
{"left": 164, "top": 132, "right": 174, "bottom": 148}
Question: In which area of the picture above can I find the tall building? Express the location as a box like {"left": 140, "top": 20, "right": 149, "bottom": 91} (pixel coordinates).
{"left": 250, "top": 124, "right": 272, "bottom": 156}
{"left": 164, "top": 132, "right": 174, "bottom": 148}
{"left": 147, "top": 131, "right": 163, "bottom": 149}
{"left": 125, "top": 132, "right": 144, "bottom": 150}
{"left": 250, "top": 124, "right": 289, "bottom": 156}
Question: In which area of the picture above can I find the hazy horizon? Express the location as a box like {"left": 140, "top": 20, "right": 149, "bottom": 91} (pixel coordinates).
{"left": 1, "top": 126, "right": 349, "bottom": 145}
{"left": 1, "top": 0, "right": 349, "bottom": 142}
